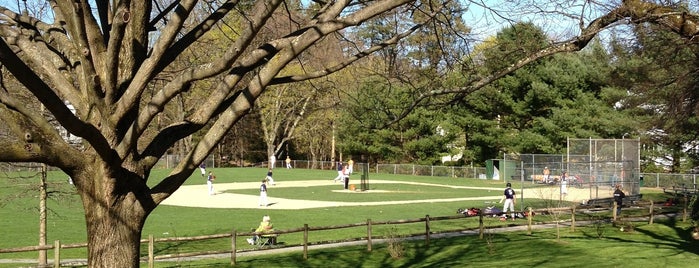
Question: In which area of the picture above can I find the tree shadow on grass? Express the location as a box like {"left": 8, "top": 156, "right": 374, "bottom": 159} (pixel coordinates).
{"left": 631, "top": 215, "right": 699, "bottom": 255}
{"left": 232, "top": 233, "right": 575, "bottom": 267}
{"left": 153, "top": 218, "right": 699, "bottom": 267}
{"left": 564, "top": 215, "right": 699, "bottom": 259}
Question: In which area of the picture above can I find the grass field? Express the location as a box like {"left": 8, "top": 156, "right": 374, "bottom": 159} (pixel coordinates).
{"left": 159, "top": 219, "right": 699, "bottom": 268}
{"left": 1, "top": 167, "right": 697, "bottom": 267}
{"left": 0, "top": 168, "right": 512, "bottom": 255}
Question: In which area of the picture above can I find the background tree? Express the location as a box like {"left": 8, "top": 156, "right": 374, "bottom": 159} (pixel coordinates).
{"left": 259, "top": 79, "right": 315, "bottom": 167}
{"left": 339, "top": 72, "right": 457, "bottom": 164}
{"left": 0, "top": 1, "right": 431, "bottom": 266}
{"left": 338, "top": 0, "right": 470, "bottom": 164}
{"left": 609, "top": 19, "right": 699, "bottom": 173}
{"left": 454, "top": 26, "right": 637, "bottom": 163}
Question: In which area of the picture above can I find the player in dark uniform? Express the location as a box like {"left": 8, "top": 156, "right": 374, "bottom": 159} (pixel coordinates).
{"left": 501, "top": 182, "right": 516, "bottom": 220}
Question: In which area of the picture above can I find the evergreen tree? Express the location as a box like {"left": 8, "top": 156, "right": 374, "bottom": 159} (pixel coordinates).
{"left": 609, "top": 21, "right": 699, "bottom": 172}
{"left": 452, "top": 24, "right": 636, "bottom": 163}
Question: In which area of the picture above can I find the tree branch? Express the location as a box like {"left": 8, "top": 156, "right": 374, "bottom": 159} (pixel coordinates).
{"left": 112, "top": 0, "right": 235, "bottom": 123}
{"left": 103, "top": 3, "right": 129, "bottom": 105}
{"left": 383, "top": 0, "right": 699, "bottom": 126}
{"left": 0, "top": 38, "right": 116, "bottom": 164}
{"left": 95, "top": 0, "right": 111, "bottom": 43}
{"left": 0, "top": 26, "right": 82, "bottom": 110}
{"left": 0, "top": 84, "right": 80, "bottom": 167}
{"left": 115, "top": 0, "right": 282, "bottom": 159}
{"left": 148, "top": 0, "right": 181, "bottom": 29}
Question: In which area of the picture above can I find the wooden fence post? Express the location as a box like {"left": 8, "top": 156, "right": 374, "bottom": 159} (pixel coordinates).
{"left": 303, "top": 224, "right": 309, "bottom": 260}
{"left": 649, "top": 201, "right": 654, "bottom": 224}
{"left": 527, "top": 207, "right": 532, "bottom": 235}
{"left": 478, "top": 211, "right": 484, "bottom": 239}
{"left": 53, "top": 240, "right": 60, "bottom": 268}
{"left": 571, "top": 207, "right": 576, "bottom": 232}
{"left": 683, "top": 195, "right": 688, "bottom": 222}
{"left": 148, "top": 234, "right": 154, "bottom": 268}
{"left": 231, "top": 229, "right": 237, "bottom": 266}
{"left": 367, "top": 219, "right": 373, "bottom": 252}
{"left": 425, "top": 215, "right": 430, "bottom": 247}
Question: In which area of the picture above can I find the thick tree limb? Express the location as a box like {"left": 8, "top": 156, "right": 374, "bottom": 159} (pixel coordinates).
{"left": 0, "top": 26, "right": 81, "bottom": 106}
{"left": 113, "top": 0, "right": 235, "bottom": 122}
{"left": 103, "top": 3, "right": 128, "bottom": 104}
{"left": 95, "top": 0, "right": 110, "bottom": 43}
{"left": 0, "top": 91, "right": 80, "bottom": 167}
{"left": 0, "top": 38, "right": 116, "bottom": 164}
{"left": 116, "top": 0, "right": 278, "bottom": 160}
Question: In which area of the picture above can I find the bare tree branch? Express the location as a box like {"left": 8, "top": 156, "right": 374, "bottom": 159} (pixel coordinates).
{"left": 384, "top": 0, "right": 699, "bottom": 126}
{"left": 117, "top": 0, "right": 282, "bottom": 162}
{"left": 113, "top": 0, "right": 235, "bottom": 122}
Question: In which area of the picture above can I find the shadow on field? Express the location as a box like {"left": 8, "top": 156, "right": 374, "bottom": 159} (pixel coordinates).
{"left": 153, "top": 215, "right": 699, "bottom": 267}
{"left": 632, "top": 215, "right": 699, "bottom": 255}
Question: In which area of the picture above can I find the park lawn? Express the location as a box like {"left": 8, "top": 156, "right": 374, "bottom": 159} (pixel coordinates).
{"left": 0, "top": 167, "right": 687, "bottom": 263}
{"left": 3, "top": 218, "right": 697, "bottom": 268}
{"left": 147, "top": 218, "right": 699, "bottom": 268}
{"left": 0, "top": 167, "right": 506, "bottom": 259}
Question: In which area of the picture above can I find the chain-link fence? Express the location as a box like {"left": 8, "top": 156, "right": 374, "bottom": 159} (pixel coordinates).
{"left": 5, "top": 153, "right": 697, "bottom": 194}
{"left": 375, "top": 163, "right": 487, "bottom": 179}
{"left": 500, "top": 139, "right": 641, "bottom": 197}
{"left": 639, "top": 173, "right": 697, "bottom": 190}
{"left": 567, "top": 138, "right": 641, "bottom": 195}
{"left": 0, "top": 162, "right": 58, "bottom": 172}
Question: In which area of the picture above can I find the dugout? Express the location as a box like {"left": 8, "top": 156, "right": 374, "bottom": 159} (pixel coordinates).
{"left": 485, "top": 159, "right": 518, "bottom": 180}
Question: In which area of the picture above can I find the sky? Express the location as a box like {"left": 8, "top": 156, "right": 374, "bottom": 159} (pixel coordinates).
{"left": 0, "top": 1, "right": 687, "bottom": 51}
{"left": 0, "top": 0, "right": 594, "bottom": 35}
{"left": 462, "top": 0, "right": 594, "bottom": 41}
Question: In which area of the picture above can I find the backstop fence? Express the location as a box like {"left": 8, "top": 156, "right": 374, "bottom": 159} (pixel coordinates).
{"left": 502, "top": 138, "right": 642, "bottom": 201}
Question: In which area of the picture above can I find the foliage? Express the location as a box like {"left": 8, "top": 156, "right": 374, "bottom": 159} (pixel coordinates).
{"left": 339, "top": 79, "right": 454, "bottom": 164}
{"left": 450, "top": 24, "right": 637, "bottom": 163}
{"left": 386, "top": 227, "right": 405, "bottom": 259}
{"left": 480, "top": 22, "right": 549, "bottom": 72}
{"left": 609, "top": 23, "right": 699, "bottom": 173}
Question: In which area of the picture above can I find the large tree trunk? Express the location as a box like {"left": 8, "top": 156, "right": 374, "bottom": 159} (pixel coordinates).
{"left": 83, "top": 194, "right": 147, "bottom": 267}
{"left": 77, "top": 167, "right": 150, "bottom": 267}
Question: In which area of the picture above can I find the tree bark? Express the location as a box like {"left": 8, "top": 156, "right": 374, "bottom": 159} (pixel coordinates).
{"left": 78, "top": 170, "right": 149, "bottom": 267}
{"left": 83, "top": 198, "right": 146, "bottom": 267}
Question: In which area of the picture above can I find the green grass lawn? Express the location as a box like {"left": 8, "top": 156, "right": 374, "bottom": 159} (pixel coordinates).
{"left": 1, "top": 167, "right": 696, "bottom": 267}
{"left": 148, "top": 218, "right": 699, "bottom": 268}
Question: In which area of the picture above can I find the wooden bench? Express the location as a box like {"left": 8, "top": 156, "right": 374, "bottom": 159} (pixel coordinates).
{"left": 662, "top": 186, "right": 697, "bottom": 197}
{"left": 529, "top": 174, "right": 561, "bottom": 184}
{"left": 582, "top": 194, "right": 643, "bottom": 207}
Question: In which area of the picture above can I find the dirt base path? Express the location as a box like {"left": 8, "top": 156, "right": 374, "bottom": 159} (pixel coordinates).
{"left": 161, "top": 180, "right": 592, "bottom": 210}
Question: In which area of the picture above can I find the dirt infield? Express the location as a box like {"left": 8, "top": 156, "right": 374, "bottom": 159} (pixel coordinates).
{"left": 161, "top": 180, "right": 595, "bottom": 210}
